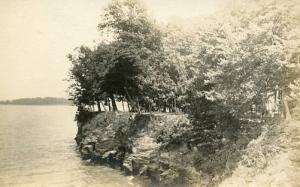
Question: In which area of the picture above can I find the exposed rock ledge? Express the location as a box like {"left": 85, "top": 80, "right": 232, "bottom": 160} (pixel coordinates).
{"left": 75, "top": 112, "right": 300, "bottom": 186}
{"left": 75, "top": 112, "right": 199, "bottom": 186}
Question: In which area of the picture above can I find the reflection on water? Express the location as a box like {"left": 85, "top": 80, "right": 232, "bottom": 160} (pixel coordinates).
{"left": 0, "top": 105, "right": 134, "bottom": 187}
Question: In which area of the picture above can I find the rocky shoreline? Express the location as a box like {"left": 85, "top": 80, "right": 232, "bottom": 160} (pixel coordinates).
{"left": 75, "top": 112, "right": 203, "bottom": 186}
{"left": 74, "top": 111, "right": 263, "bottom": 186}
{"left": 75, "top": 112, "right": 299, "bottom": 187}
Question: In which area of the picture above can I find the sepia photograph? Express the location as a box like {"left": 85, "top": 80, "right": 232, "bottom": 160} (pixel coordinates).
{"left": 0, "top": 0, "right": 300, "bottom": 186}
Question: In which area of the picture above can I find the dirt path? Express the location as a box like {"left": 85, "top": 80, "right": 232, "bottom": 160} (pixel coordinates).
{"left": 220, "top": 120, "right": 300, "bottom": 187}
{"left": 284, "top": 120, "right": 300, "bottom": 186}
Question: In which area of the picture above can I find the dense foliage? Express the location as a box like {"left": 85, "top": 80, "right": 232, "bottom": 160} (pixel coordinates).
{"left": 69, "top": 0, "right": 300, "bottom": 184}
{"left": 69, "top": 0, "right": 299, "bottom": 115}
{"left": 68, "top": 0, "right": 300, "bottom": 142}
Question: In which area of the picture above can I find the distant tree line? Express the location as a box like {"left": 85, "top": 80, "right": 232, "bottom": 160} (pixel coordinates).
{"left": 68, "top": 0, "right": 300, "bottom": 119}
{"left": 0, "top": 97, "right": 72, "bottom": 105}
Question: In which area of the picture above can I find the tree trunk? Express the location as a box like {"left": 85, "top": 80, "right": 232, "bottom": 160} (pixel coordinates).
{"left": 100, "top": 101, "right": 107, "bottom": 112}
{"left": 282, "top": 93, "right": 291, "bottom": 120}
{"left": 163, "top": 101, "right": 167, "bottom": 112}
{"left": 124, "top": 87, "right": 136, "bottom": 112}
{"left": 122, "top": 99, "right": 125, "bottom": 112}
{"left": 110, "top": 94, "right": 118, "bottom": 111}
{"left": 174, "top": 98, "right": 177, "bottom": 112}
{"left": 96, "top": 101, "right": 101, "bottom": 112}
{"left": 127, "top": 101, "right": 131, "bottom": 112}
{"left": 107, "top": 98, "right": 111, "bottom": 111}
{"left": 137, "top": 99, "right": 141, "bottom": 113}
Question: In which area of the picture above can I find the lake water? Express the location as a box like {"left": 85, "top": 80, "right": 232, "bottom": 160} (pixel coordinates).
{"left": 0, "top": 105, "right": 135, "bottom": 187}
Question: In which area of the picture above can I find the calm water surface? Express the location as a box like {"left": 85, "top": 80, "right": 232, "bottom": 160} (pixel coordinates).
{"left": 0, "top": 105, "right": 134, "bottom": 187}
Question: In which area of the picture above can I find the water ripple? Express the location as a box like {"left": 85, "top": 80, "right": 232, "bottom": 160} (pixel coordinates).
{"left": 0, "top": 106, "right": 135, "bottom": 187}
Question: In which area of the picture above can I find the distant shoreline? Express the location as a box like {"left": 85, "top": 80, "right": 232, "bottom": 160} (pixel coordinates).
{"left": 0, "top": 104, "right": 73, "bottom": 106}
{"left": 0, "top": 97, "right": 73, "bottom": 106}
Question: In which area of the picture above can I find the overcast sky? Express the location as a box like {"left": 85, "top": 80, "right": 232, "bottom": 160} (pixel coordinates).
{"left": 0, "top": 0, "right": 222, "bottom": 100}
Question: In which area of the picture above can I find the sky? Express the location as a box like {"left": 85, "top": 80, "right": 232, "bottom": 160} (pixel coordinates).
{"left": 0, "top": 0, "right": 222, "bottom": 100}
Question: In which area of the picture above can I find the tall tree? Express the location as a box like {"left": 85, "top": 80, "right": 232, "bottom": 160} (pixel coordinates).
{"left": 98, "top": 0, "right": 163, "bottom": 111}
{"left": 68, "top": 46, "right": 96, "bottom": 109}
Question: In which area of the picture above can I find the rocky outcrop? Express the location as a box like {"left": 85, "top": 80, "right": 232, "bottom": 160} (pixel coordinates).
{"left": 75, "top": 112, "right": 295, "bottom": 186}
{"left": 75, "top": 112, "right": 200, "bottom": 186}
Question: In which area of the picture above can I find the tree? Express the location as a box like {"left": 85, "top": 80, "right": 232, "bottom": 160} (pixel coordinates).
{"left": 68, "top": 46, "right": 96, "bottom": 110}
{"left": 157, "top": 25, "right": 199, "bottom": 112}
{"left": 196, "top": 0, "right": 300, "bottom": 120}
{"left": 68, "top": 43, "right": 118, "bottom": 112}
{"left": 98, "top": 0, "right": 163, "bottom": 112}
